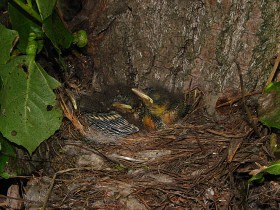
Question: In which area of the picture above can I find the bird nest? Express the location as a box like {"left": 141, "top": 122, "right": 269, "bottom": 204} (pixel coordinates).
{"left": 22, "top": 108, "right": 279, "bottom": 209}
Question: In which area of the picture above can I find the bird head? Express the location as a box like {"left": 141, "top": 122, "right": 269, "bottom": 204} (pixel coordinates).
{"left": 131, "top": 87, "right": 181, "bottom": 129}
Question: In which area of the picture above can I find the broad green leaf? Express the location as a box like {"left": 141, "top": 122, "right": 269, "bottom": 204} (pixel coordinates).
{"left": 43, "top": 11, "right": 73, "bottom": 50}
{"left": 0, "top": 55, "right": 62, "bottom": 154}
{"left": 8, "top": 2, "right": 41, "bottom": 53}
{"left": 260, "top": 108, "right": 280, "bottom": 129}
{"left": 36, "top": 0, "right": 56, "bottom": 21}
{"left": 263, "top": 160, "right": 280, "bottom": 175}
{"left": 0, "top": 136, "right": 15, "bottom": 179}
{"left": 0, "top": 23, "right": 18, "bottom": 64}
{"left": 249, "top": 160, "right": 280, "bottom": 184}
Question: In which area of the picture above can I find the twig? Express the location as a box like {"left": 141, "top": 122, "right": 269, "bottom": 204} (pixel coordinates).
{"left": 65, "top": 142, "right": 121, "bottom": 165}
{"left": 0, "top": 194, "right": 41, "bottom": 204}
{"left": 59, "top": 92, "right": 86, "bottom": 135}
{"left": 42, "top": 167, "right": 93, "bottom": 210}
{"left": 206, "top": 129, "right": 248, "bottom": 138}
{"left": 264, "top": 51, "right": 280, "bottom": 89}
{"left": 216, "top": 90, "right": 261, "bottom": 108}
{"left": 236, "top": 62, "right": 261, "bottom": 137}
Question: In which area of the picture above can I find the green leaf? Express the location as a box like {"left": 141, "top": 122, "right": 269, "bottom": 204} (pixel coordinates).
{"left": 0, "top": 23, "right": 19, "bottom": 64}
{"left": 260, "top": 109, "right": 280, "bottom": 129}
{"left": 248, "top": 172, "right": 264, "bottom": 184}
{"left": 264, "top": 82, "right": 280, "bottom": 93}
{"left": 43, "top": 11, "right": 73, "bottom": 50}
{"left": 263, "top": 160, "right": 280, "bottom": 175}
{"left": 259, "top": 82, "right": 280, "bottom": 129}
{"left": 35, "top": 0, "right": 57, "bottom": 21}
{"left": 8, "top": 2, "right": 42, "bottom": 53}
{"left": 0, "top": 55, "right": 62, "bottom": 154}
{"left": 0, "top": 136, "right": 15, "bottom": 179}
{"left": 249, "top": 160, "right": 280, "bottom": 184}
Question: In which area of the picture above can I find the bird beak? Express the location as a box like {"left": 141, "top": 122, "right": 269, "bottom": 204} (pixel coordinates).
{"left": 132, "top": 88, "right": 153, "bottom": 105}
{"left": 112, "top": 102, "right": 133, "bottom": 112}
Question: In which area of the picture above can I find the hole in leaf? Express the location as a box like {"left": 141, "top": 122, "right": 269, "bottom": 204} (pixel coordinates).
{"left": 47, "top": 105, "right": 53, "bottom": 111}
{"left": 22, "top": 64, "right": 28, "bottom": 74}
{"left": 11, "top": 130, "right": 17, "bottom": 136}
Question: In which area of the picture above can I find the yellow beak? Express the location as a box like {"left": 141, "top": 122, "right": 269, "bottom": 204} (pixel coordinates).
{"left": 112, "top": 102, "right": 133, "bottom": 113}
{"left": 131, "top": 88, "right": 153, "bottom": 105}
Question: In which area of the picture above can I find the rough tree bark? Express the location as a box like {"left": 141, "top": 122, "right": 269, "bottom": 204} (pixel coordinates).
{"left": 70, "top": 0, "right": 280, "bottom": 114}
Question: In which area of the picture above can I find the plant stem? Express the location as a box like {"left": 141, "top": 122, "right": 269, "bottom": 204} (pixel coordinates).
{"left": 12, "top": 0, "right": 42, "bottom": 23}
{"left": 27, "top": 0, "right": 32, "bottom": 7}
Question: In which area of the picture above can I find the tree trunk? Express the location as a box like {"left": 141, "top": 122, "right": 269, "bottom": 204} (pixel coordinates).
{"left": 71, "top": 0, "right": 280, "bottom": 114}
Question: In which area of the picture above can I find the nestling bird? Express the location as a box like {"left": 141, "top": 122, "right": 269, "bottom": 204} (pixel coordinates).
{"left": 78, "top": 84, "right": 142, "bottom": 137}
{"left": 111, "top": 86, "right": 202, "bottom": 131}
{"left": 131, "top": 87, "right": 193, "bottom": 130}
{"left": 84, "top": 111, "right": 139, "bottom": 137}
{"left": 80, "top": 85, "right": 202, "bottom": 136}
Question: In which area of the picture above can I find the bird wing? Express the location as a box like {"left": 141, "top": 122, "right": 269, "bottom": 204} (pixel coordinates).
{"left": 85, "top": 112, "right": 139, "bottom": 137}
